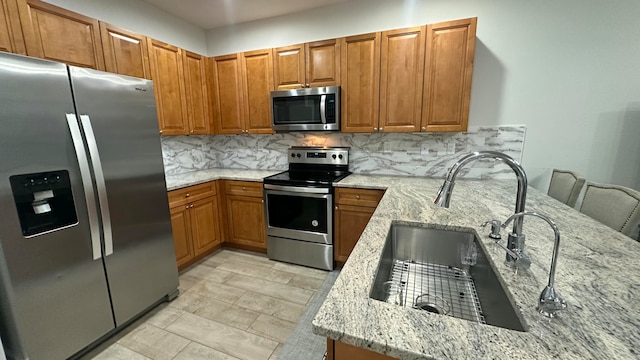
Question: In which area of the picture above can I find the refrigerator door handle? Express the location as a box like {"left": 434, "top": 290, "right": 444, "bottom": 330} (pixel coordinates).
{"left": 66, "top": 113, "right": 102, "bottom": 260}
{"left": 80, "top": 115, "right": 114, "bottom": 257}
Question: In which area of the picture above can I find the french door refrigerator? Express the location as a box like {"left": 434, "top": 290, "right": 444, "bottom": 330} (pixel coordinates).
{"left": 0, "top": 52, "right": 179, "bottom": 360}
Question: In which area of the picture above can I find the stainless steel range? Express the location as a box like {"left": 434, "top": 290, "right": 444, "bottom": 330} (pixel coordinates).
{"left": 263, "top": 146, "right": 351, "bottom": 270}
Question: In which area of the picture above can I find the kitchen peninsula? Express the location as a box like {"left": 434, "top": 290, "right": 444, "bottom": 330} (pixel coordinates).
{"left": 313, "top": 175, "right": 639, "bottom": 359}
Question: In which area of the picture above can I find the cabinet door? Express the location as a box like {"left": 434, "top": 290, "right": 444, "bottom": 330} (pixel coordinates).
{"left": 340, "top": 33, "right": 381, "bottom": 133}
{"left": 189, "top": 196, "right": 220, "bottom": 256}
{"left": 0, "top": 0, "right": 25, "bottom": 54}
{"left": 170, "top": 205, "right": 193, "bottom": 269}
{"left": 334, "top": 204, "right": 376, "bottom": 264}
{"left": 16, "top": 0, "right": 105, "bottom": 69}
{"left": 380, "top": 27, "right": 425, "bottom": 132}
{"left": 226, "top": 195, "right": 266, "bottom": 249}
{"left": 305, "top": 39, "right": 340, "bottom": 87}
{"left": 99, "top": 22, "right": 150, "bottom": 79}
{"left": 183, "top": 51, "right": 210, "bottom": 134}
{"left": 328, "top": 340, "right": 394, "bottom": 360}
{"left": 211, "top": 54, "right": 244, "bottom": 134}
{"left": 241, "top": 49, "right": 274, "bottom": 134}
{"left": 422, "top": 17, "right": 477, "bottom": 132}
{"left": 273, "top": 43, "right": 305, "bottom": 90}
{"left": 148, "top": 39, "right": 188, "bottom": 135}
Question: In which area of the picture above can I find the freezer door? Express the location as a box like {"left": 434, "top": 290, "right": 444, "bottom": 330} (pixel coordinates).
{"left": 0, "top": 53, "right": 115, "bottom": 359}
{"left": 69, "top": 67, "right": 179, "bottom": 326}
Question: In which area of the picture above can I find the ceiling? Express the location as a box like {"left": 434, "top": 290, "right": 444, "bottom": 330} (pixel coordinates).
{"left": 141, "top": 0, "right": 354, "bottom": 30}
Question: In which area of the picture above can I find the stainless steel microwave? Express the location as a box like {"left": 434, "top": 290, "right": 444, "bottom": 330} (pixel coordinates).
{"left": 270, "top": 86, "right": 340, "bottom": 132}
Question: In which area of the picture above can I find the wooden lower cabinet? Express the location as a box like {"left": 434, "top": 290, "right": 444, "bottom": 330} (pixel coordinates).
{"left": 224, "top": 180, "right": 266, "bottom": 251}
{"left": 168, "top": 181, "right": 221, "bottom": 270}
{"left": 327, "top": 339, "right": 395, "bottom": 360}
{"left": 334, "top": 187, "right": 384, "bottom": 265}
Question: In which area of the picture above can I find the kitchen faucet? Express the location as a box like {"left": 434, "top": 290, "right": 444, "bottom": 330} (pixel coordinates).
{"left": 502, "top": 211, "right": 567, "bottom": 318}
{"left": 434, "top": 151, "right": 529, "bottom": 267}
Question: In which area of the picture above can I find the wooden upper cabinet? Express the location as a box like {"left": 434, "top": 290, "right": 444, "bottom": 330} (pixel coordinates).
{"left": 211, "top": 54, "right": 244, "bottom": 134}
{"left": 147, "top": 39, "right": 188, "bottom": 135}
{"left": 183, "top": 51, "right": 210, "bottom": 134}
{"left": 422, "top": 17, "right": 477, "bottom": 132}
{"left": 16, "top": 0, "right": 104, "bottom": 69}
{"left": 380, "top": 26, "right": 425, "bottom": 133}
{"left": 99, "top": 22, "right": 150, "bottom": 79}
{"left": 241, "top": 49, "right": 275, "bottom": 134}
{"left": 0, "top": 0, "right": 26, "bottom": 54}
{"left": 274, "top": 40, "right": 340, "bottom": 90}
{"left": 273, "top": 44, "right": 305, "bottom": 90}
{"left": 305, "top": 39, "right": 340, "bottom": 87}
{"left": 340, "top": 33, "right": 381, "bottom": 133}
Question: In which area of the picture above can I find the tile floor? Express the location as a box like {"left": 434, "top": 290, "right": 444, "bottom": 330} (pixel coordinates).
{"left": 81, "top": 249, "right": 329, "bottom": 360}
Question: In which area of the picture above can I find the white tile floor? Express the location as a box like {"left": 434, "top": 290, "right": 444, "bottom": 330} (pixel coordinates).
{"left": 81, "top": 249, "right": 328, "bottom": 360}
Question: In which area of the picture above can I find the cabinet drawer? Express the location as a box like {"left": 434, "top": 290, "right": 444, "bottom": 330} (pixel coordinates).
{"left": 225, "top": 180, "right": 263, "bottom": 198}
{"left": 168, "top": 181, "right": 216, "bottom": 208}
{"left": 335, "top": 187, "right": 384, "bottom": 207}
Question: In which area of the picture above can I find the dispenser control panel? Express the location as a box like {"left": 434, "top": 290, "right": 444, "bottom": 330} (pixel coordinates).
{"left": 9, "top": 170, "right": 78, "bottom": 237}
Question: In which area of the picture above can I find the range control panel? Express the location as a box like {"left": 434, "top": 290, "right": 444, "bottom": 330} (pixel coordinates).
{"left": 288, "top": 146, "right": 349, "bottom": 166}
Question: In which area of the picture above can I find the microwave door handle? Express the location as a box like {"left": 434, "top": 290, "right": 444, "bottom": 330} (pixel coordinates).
{"left": 66, "top": 114, "right": 102, "bottom": 260}
{"left": 320, "top": 94, "right": 327, "bottom": 124}
{"left": 80, "top": 115, "right": 113, "bottom": 257}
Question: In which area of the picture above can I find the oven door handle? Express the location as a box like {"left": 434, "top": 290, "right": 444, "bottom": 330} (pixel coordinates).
{"left": 264, "top": 184, "right": 331, "bottom": 194}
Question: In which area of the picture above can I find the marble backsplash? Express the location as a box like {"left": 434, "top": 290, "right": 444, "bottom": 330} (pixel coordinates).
{"left": 161, "top": 125, "right": 526, "bottom": 179}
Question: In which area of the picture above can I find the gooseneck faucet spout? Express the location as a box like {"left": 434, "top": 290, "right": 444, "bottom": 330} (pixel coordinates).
{"left": 435, "top": 151, "right": 528, "bottom": 264}
{"left": 503, "top": 211, "right": 567, "bottom": 318}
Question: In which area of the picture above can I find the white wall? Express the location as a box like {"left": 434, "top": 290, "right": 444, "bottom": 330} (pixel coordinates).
{"left": 207, "top": 0, "right": 640, "bottom": 191}
{"left": 43, "top": 0, "right": 207, "bottom": 54}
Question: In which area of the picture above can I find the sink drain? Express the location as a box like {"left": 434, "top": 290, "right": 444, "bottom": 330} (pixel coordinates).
{"left": 413, "top": 294, "right": 450, "bottom": 315}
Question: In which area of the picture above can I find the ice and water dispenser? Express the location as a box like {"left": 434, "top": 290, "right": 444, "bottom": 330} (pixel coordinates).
{"left": 9, "top": 170, "right": 78, "bottom": 236}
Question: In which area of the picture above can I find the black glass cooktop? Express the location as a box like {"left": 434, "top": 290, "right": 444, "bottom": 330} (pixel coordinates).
{"left": 263, "top": 170, "right": 351, "bottom": 187}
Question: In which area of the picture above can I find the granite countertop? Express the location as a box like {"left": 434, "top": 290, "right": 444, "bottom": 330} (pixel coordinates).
{"left": 164, "top": 168, "right": 282, "bottom": 191}
{"left": 313, "top": 174, "right": 640, "bottom": 359}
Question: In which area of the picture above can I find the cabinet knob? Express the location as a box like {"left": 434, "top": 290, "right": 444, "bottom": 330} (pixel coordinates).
{"left": 335, "top": 206, "right": 338, "bottom": 210}
{"left": 379, "top": 127, "right": 383, "bottom": 132}
{"left": 421, "top": 126, "right": 426, "bottom": 131}
{"left": 159, "top": 130, "right": 163, "bottom": 134}
{"left": 373, "top": 127, "right": 378, "bottom": 131}
{"left": 305, "top": 83, "right": 310, "bottom": 87}
{"left": 242, "top": 186, "right": 247, "bottom": 190}
{"left": 355, "top": 195, "right": 361, "bottom": 200}
{"left": 185, "top": 193, "right": 190, "bottom": 197}
{"left": 190, "top": 130, "right": 194, "bottom": 134}
{"left": 185, "top": 205, "right": 189, "bottom": 209}
{"left": 190, "top": 204, "right": 194, "bottom": 208}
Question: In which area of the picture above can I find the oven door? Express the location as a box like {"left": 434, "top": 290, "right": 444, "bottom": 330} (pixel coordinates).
{"left": 264, "top": 185, "right": 333, "bottom": 244}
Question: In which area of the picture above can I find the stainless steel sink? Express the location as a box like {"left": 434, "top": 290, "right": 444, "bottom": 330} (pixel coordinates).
{"left": 370, "top": 224, "right": 527, "bottom": 332}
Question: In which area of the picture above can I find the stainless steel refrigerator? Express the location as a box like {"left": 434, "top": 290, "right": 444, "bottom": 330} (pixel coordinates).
{"left": 0, "top": 52, "right": 179, "bottom": 360}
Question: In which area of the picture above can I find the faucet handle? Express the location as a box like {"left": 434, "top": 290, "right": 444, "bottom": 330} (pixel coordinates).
{"left": 481, "top": 220, "right": 502, "bottom": 239}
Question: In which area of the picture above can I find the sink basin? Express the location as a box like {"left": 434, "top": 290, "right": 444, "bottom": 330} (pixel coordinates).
{"left": 370, "top": 224, "right": 527, "bottom": 332}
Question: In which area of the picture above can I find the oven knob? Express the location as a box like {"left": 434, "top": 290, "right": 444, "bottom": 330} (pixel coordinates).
{"left": 338, "top": 154, "right": 343, "bottom": 159}
{"left": 296, "top": 153, "right": 301, "bottom": 158}
{"left": 291, "top": 153, "right": 295, "bottom": 158}
{"left": 332, "top": 154, "right": 337, "bottom": 159}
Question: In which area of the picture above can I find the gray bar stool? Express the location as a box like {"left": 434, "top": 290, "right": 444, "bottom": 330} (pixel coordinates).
{"left": 547, "top": 169, "right": 586, "bottom": 208}
{"left": 579, "top": 182, "right": 640, "bottom": 241}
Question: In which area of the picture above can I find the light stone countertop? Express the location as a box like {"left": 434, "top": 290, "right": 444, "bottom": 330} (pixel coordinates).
{"left": 164, "top": 168, "right": 282, "bottom": 191}
{"left": 313, "top": 174, "right": 640, "bottom": 359}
